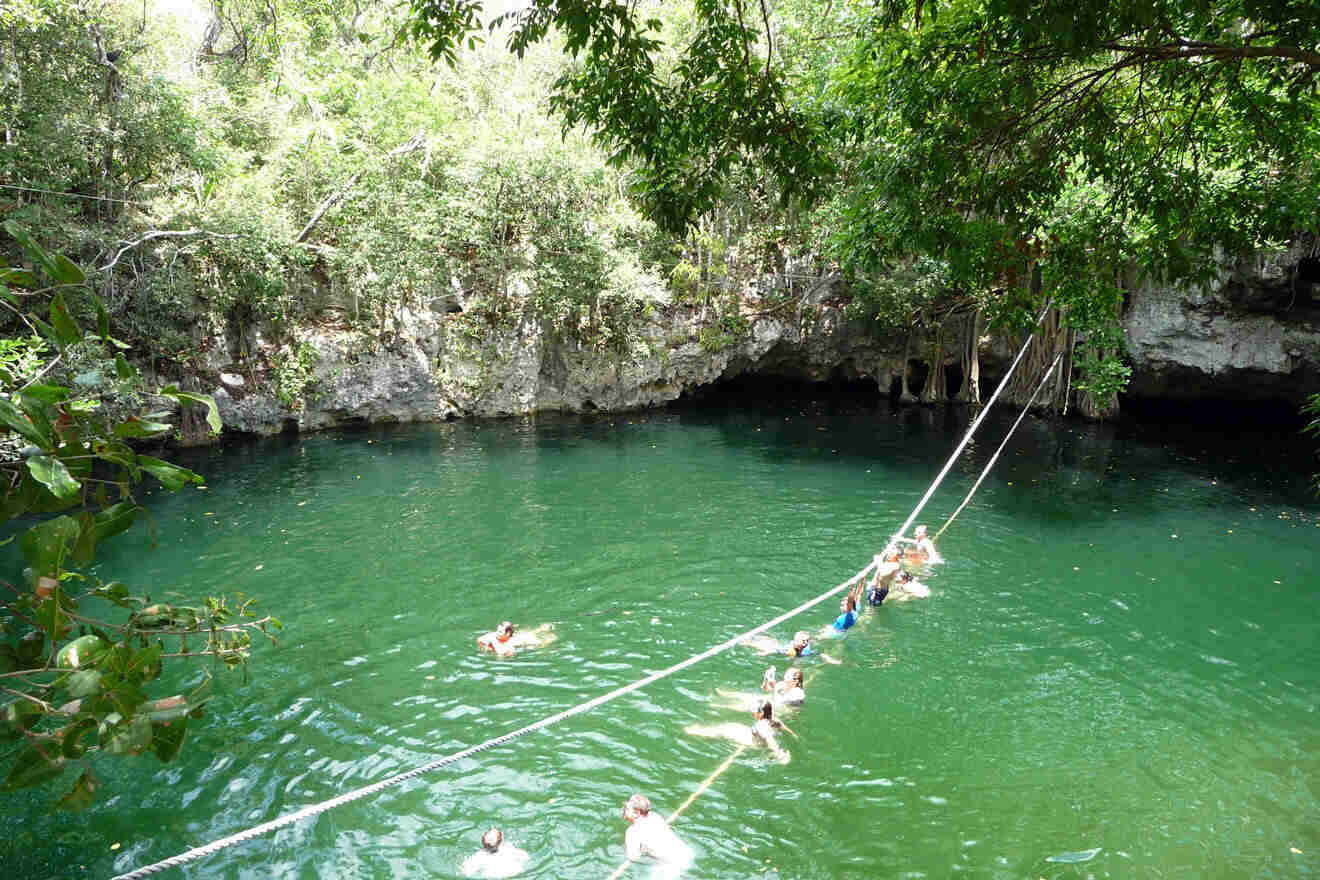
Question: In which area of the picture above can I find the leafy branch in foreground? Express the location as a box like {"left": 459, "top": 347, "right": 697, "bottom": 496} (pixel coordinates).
{"left": 1, "top": 223, "right": 278, "bottom": 807}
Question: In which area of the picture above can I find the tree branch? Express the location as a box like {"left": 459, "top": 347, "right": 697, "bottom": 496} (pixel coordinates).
{"left": 99, "top": 229, "right": 241, "bottom": 272}
{"left": 294, "top": 132, "right": 428, "bottom": 244}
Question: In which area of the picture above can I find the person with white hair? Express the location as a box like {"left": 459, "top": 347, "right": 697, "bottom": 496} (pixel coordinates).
{"left": 621, "top": 794, "right": 694, "bottom": 879}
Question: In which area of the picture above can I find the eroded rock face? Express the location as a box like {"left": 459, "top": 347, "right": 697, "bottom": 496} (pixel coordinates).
{"left": 207, "top": 295, "right": 912, "bottom": 436}
{"left": 201, "top": 246, "right": 1320, "bottom": 437}
{"left": 1123, "top": 245, "right": 1320, "bottom": 405}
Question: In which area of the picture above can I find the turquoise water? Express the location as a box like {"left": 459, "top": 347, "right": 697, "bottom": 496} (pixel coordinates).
{"left": 4, "top": 399, "right": 1319, "bottom": 879}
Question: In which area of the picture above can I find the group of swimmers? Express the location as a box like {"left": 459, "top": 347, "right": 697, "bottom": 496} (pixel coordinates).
{"left": 463, "top": 526, "right": 942, "bottom": 878}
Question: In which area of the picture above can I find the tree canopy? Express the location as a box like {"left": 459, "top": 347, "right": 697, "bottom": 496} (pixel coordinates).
{"left": 409, "top": 0, "right": 1320, "bottom": 402}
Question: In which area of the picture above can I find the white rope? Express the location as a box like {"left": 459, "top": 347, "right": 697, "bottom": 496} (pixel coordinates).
{"left": 112, "top": 564, "right": 877, "bottom": 880}
{"left": 936, "top": 351, "right": 1063, "bottom": 540}
{"left": 114, "top": 309, "right": 1049, "bottom": 880}
{"left": 882, "top": 305, "right": 1050, "bottom": 551}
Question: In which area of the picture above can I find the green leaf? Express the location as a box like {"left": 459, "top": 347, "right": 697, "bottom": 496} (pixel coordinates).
{"left": 21, "top": 515, "right": 79, "bottom": 576}
{"left": 16, "top": 630, "right": 45, "bottom": 666}
{"left": 0, "top": 268, "right": 38, "bottom": 288}
{"left": 17, "top": 384, "right": 70, "bottom": 404}
{"left": 186, "top": 675, "right": 213, "bottom": 710}
{"left": 93, "top": 438, "right": 136, "bottom": 470}
{"left": 4, "top": 221, "right": 61, "bottom": 280}
{"left": 0, "top": 701, "right": 43, "bottom": 742}
{"left": 49, "top": 291, "right": 82, "bottom": 346}
{"left": 28, "top": 314, "right": 62, "bottom": 352}
{"left": 0, "top": 396, "right": 52, "bottom": 447}
{"left": 55, "top": 769, "right": 98, "bottom": 809}
{"left": 51, "top": 254, "right": 85, "bottom": 285}
{"left": 150, "top": 717, "right": 188, "bottom": 763}
{"left": 113, "top": 417, "right": 173, "bottom": 439}
{"left": 35, "top": 594, "right": 69, "bottom": 641}
{"left": 26, "top": 455, "right": 81, "bottom": 500}
{"left": 138, "top": 456, "right": 203, "bottom": 490}
{"left": 71, "top": 502, "right": 139, "bottom": 565}
{"left": 65, "top": 669, "right": 103, "bottom": 699}
{"left": 100, "top": 713, "right": 151, "bottom": 756}
{"left": 128, "top": 643, "right": 163, "bottom": 681}
{"left": 113, "top": 353, "right": 137, "bottom": 381}
{"left": 0, "top": 283, "right": 18, "bottom": 308}
{"left": 1, "top": 743, "right": 66, "bottom": 790}
{"left": 91, "top": 580, "right": 135, "bottom": 608}
{"left": 160, "top": 385, "right": 223, "bottom": 434}
{"left": 95, "top": 295, "right": 110, "bottom": 339}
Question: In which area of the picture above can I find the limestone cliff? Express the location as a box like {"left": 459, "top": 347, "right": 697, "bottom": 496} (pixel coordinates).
{"left": 191, "top": 248, "right": 1319, "bottom": 439}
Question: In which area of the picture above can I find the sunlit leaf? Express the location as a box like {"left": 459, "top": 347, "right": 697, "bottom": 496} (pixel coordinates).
{"left": 65, "top": 669, "right": 104, "bottom": 699}
{"left": 113, "top": 417, "right": 173, "bottom": 439}
{"left": 138, "top": 456, "right": 203, "bottom": 490}
{"left": 21, "top": 515, "right": 80, "bottom": 576}
{"left": 159, "top": 385, "right": 222, "bottom": 434}
{"left": 100, "top": 714, "right": 152, "bottom": 756}
{"left": 26, "top": 455, "right": 80, "bottom": 500}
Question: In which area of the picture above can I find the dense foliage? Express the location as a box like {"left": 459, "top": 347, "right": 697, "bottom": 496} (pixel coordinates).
{"left": 0, "top": 226, "right": 276, "bottom": 806}
{"left": 410, "top": 0, "right": 1320, "bottom": 403}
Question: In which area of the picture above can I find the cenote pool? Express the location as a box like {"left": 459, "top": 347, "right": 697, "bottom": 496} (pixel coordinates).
{"left": 4, "top": 395, "right": 1319, "bottom": 879}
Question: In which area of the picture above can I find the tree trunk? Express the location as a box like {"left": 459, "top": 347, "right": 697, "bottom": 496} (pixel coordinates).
{"left": 957, "top": 308, "right": 982, "bottom": 404}
{"left": 920, "top": 324, "right": 945, "bottom": 403}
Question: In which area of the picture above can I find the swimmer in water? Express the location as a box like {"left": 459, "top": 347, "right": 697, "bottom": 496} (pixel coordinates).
{"left": 763, "top": 666, "right": 806, "bottom": 706}
{"left": 685, "top": 700, "right": 791, "bottom": 764}
{"left": 714, "top": 665, "right": 806, "bottom": 714}
{"left": 622, "top": 794, "right": 694, "bottom": 879}
{"left": 903, "top": 525, "right": 942, "bottom": 564}
{"left": 460, "top": 828, "right": 531, "bottom": 878}
{"left": 822, "top": 578, "right": 867, "bottom": 637}
{"left": 889, "top": 570, "right": 931, "bottom": 601}
{"left": 476, "top": 621, "right": 555, "bottom": 656}
{"left": 867, "top": 553, "right": 902, "bottom": 605}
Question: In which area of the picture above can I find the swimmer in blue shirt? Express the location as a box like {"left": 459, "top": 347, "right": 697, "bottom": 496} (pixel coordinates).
{"left": 822, "top": 578, "right": 867, "bottom": 637}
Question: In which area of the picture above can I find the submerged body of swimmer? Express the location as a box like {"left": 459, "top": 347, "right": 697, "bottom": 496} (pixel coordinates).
{"left": 686, "top": 700, "right": 792, "bottom": 764}
{"left": 622, "top": 794, "right": 694, "bottom": 879}
{"left": 889, "top": 570, "right": 931, "bottom": 600}
{"left": 897, "top": 524, "right": 942, "bottom": 564}
{"left": 460, "top": 828, "right": 531, "bottom": 879}
{"left": 476, "top": 621, "right": 555, "bottom": 656}
{"left": 714, "top": 666, "right": 805, "bottom": 713}
{"left": 744, "top": 630, "right": 841, "bottom": 664}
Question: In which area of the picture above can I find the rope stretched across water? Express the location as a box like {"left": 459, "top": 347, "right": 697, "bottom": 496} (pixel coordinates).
{"left": 113, "top": 309, "right": 1050, "bottom": 880}
{"left": 935, "top": 351, "right": 1064, "bottom": 541}
{"left": 111, "top": 569, "right": 874, "bottom": 880}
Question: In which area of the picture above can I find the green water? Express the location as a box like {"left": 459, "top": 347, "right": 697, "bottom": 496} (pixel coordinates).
{"left": 4, "top": 399, "right": 1319, "bottom": 880}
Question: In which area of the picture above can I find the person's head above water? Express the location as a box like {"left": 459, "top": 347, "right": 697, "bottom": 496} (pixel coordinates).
{"left": 914, "top": 525, "right": 928, "bottom": 539}
{"left": 481, "top": 828, "right": 503, "bottom": 853}
{"left": 623, "top": 793, "right": 651, "bottom": 823}
{"left": 496, "top": 621, "right": 515, "bottom": 641}
{"left": 754, "top": 700, "right": 775, "bottom": 721}
{"left": 791, "top": 631, "right": 810, "bottom": 652}
{"left": 784, "top": 667, "right": 804, "bottom": 688}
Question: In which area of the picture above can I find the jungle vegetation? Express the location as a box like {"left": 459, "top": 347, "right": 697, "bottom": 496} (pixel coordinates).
{"left": 2, "top": 0, "right": 1318, "bottom": 801}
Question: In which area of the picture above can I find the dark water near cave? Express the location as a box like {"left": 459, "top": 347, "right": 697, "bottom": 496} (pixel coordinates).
{"left": 3, "top": 396, "right": 1319, "bottom": 880}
